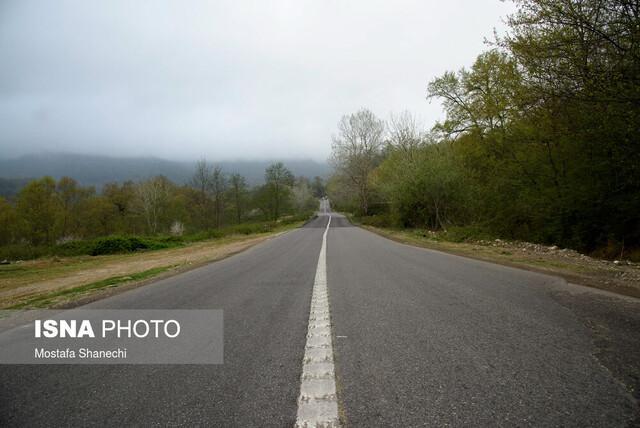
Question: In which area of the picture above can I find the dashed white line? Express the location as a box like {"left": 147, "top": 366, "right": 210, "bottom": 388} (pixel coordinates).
{"left": 295, "top": 215, "right": 340, "bottom": 428}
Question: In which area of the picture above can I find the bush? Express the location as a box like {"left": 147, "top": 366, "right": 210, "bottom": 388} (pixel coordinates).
{"left": 55, "top": 240, "right": 94, "bottom": 257}
{"left": 357, "top": 214, "right": 394, "bottom": 228}
{"left": 89, "top": 237, "right": 149, "bottom": 256}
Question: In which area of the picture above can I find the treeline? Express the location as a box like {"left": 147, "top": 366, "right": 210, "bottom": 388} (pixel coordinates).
{"left": 328, "top": 0, "right": 640, "bottom": 259}
{"left": 0, "top": 160, "right": 324, "bottom": 253}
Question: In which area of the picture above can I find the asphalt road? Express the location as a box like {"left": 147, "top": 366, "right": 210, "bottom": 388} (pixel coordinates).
{"left": 1, "top": 212, "right": 639, "bottom": 427}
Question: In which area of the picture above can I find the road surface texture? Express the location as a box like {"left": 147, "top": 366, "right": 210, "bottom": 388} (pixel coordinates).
{"left": 1, "top": 212, "right": 639, "bottom": 427}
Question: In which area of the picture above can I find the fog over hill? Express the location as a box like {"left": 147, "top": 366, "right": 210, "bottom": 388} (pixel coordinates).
{"left": 0, "top": 153, "right": 331, "bottom": 196}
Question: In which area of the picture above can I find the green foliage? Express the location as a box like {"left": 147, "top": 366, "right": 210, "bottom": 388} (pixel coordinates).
{"left": 88, "top": 237, "right": 152, "bottom": 256}
{"left": 374, "top": 143, "right": 469, "bottom": 230}
{"left": 333, "top": 0, "right": 640, "bottom": 259}
{"left": 16, "top": 177, "right": 59, "bottom": 245}
{"left": 0, "top": 160, "right": 317, "bottom": 261}
{"left": 262, "top": 162, "right": 295, "bottom": 220}
{"left": 0, "top": 197, "right": 17, "bottom": 246}
{"left": 356, "top": 214, "right": 394, "bottom": 228}
{"left": 0, "top": 157, "right": 317, "bottom": 265}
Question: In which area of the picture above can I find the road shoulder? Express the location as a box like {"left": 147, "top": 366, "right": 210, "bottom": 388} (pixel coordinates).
{"left": 359, "top": 225, "right": 640, "bottom": 299}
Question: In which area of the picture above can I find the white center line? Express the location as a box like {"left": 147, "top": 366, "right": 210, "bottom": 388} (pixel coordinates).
{"left": 295, "top": 215, "right": 340, "bottom": 428}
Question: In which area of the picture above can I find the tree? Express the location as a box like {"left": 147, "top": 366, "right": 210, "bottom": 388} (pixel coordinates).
{"left": 265, "top": 162, "right": 294, "bottom": 220}
{"left": 81, "top": 196, "right": 118, "bottom": 238}
{"left": 331, "top": 109, "right": 385, "bottom": 215}
{"left": 211, "top": 166, "right": 226, "bottom": 228}
{"left": 292, "top": 177, "right": 318, "bottom": 213}
{"left": 500, "top": 0, "right": 640, "bottom": 249}
{"left": 375, "top": 141, "right": 467, "bottom": 230}
{"left": 56, "top": 177, "right": 93, "bottom": 238}
{"left": 503, "top": 0, "right": 640, "bottom": 105}
{"left": 229, "top": 173, "right": 247, "bottom": 223}
{"left": 103, "top": 180, "right": 136, "bottom": 233}
{"left": 0, "top": 197, "right": 17, "bottom": 246}
{"left": 191, "top": 159, "right": 213, "bottom": 229}
{"left": 16, "top": 177, "right": 59, "bottom": 244}
{"left": 135, "top": 176, "right": 170, "bottom": 234}
{"left": 427, "top": 50, "right": 522, "bottom": 140}
{"left": 387, "top": 111, "right": 423, "bottom": 155}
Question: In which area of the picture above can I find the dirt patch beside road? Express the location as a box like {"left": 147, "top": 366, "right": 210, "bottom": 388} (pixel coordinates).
{"left": 0, "top": 233, "right": 282, "bottom": 308}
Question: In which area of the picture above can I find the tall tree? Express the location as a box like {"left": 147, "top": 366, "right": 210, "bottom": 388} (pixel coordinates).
{"left": 135, "top": 176, "right": 170, "bottom": 234}
{"left": 229, "top": 173, "right": 247, "bottom": 223}
{"left": 387, "top": 111, "right": 423, "bottom": 155}
{"left": 0, "top": 197, "right": 17, "bottom": 246}
{"left": 331, "top": 109, "right": 385, "bottom": 215}
{"left": 56, "top": 176, "right": 92, "bottom": 238}
{"left": 265, "top": 162, "right": 294, "bottom": 220}
{"left": 191, "top": 159, "right": 213, "bottom": 228}
{"left": 211, "top": 166, "right": 226, "bottom": 228}
{"left": 16, "top": 177, "right": 59, "bottom": 244}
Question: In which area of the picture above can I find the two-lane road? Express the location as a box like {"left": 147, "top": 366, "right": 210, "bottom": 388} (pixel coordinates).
{"left": 1, "top": 212, "right": 638, "bottom": 427}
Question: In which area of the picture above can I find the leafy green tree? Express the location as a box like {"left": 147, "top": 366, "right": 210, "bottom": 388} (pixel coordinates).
{"left": 56, "top": 176, "right": 93, "bottom": 238}
{"left": 80, "top": 196, "right": 119, "bottom": 238}
{"left": 375, "top": 142, "right": 467, "bottom": 230}
{"left": 16, "top": 177, "right": 59, "bottom": 244}
{"left": 0, "top": 197, "right": 17, "bottom": 246}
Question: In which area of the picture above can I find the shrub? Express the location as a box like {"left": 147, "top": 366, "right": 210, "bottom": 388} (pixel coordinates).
{"left": 89, "top": 237, "right": 149, "bottom": 256}
{"left": 357, "top": 214, "right": 393, "bottom": 228}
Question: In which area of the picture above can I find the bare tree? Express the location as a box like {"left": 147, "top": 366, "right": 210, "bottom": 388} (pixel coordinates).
{"left": 136, "top": 176, "right": 169, "bottom": 234}
{"left": 265, "top": 162, "right": 294, "bottom": 220}
{"left": 331, "top": 108, "right": 385, "bottom": 215}
{"left": 191, "top": 159, "right": 212, "bottom": 228}
{"left": 211, "top": 166, "right": 226, "bottom": 228}
{"left": 229, "top": 173, "right": 247, "bottom": 223}
{"left": 387, "top": 111, "right": 423, "bottom": 155}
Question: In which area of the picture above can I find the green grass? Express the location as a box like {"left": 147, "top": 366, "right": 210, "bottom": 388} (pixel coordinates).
{"left": 7, "top": 265, "right": 175, "bottom": 309}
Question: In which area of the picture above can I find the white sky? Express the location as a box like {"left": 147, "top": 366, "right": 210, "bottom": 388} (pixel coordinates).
{"left": 0, "top": 0, "right": 516, "bottom": 161}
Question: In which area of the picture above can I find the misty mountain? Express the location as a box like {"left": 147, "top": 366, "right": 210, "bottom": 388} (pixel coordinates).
{"left": 0, "top": 153, "right": 331, "bottom": 195}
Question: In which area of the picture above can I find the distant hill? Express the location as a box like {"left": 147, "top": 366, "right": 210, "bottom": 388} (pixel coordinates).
{"left": 0, "top": 153, "right": 331, "bottom": 196}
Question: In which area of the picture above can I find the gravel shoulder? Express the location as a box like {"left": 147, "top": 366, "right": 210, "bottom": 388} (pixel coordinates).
{"left": 362, "top": 226, "right": 640, "bottom": 299}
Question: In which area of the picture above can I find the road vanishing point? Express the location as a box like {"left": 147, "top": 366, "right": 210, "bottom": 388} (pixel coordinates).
{"left": 1, "top": 203, "right": 639, "bottom": 427}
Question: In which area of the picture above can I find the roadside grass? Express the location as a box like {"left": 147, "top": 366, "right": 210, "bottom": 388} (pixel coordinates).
{"left": 7, "top": 266, "right": 175, "bottom": 309}
{"left": 0, "top": 215, "right": 310, "bottom": 309}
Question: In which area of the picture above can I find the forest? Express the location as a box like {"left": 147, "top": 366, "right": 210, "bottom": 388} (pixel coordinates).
{"left": 0, "top": 161, "right": 324, "bottom": 260}
{"left": 328, "top": 0, "right": 640, "bottom": 260}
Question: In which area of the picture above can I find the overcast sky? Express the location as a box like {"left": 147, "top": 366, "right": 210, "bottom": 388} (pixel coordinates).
{"left": 0, "top": 1, "right": 515, "bottom": 161}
